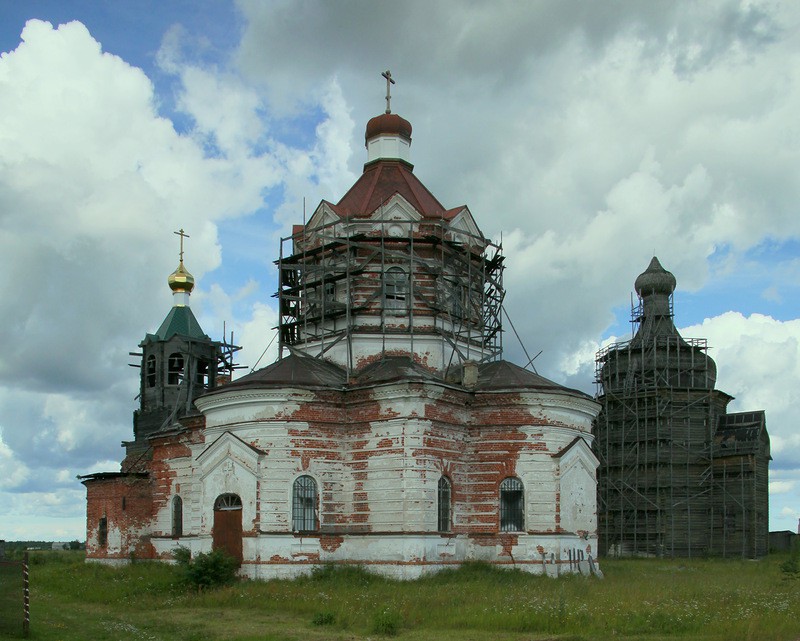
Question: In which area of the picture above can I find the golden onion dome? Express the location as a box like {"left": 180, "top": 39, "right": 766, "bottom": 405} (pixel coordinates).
{"left": 168, "top": 260, "right": 195, "bottom": 294}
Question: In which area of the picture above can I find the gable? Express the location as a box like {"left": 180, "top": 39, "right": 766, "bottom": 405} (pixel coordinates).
{"left": 447, "top": 207, "right": 485, "bottom": 246}
{"left": 196, "top": 431, "right": 264, "bottom": 481}
{"left": 553, "top": 436, "right": 599, "bottom": 477}
{"left": 300, "top": 202, "right": 344, "bottom": 248}
{"left": 369, "top": 194, "right": 423, "bottom": 238}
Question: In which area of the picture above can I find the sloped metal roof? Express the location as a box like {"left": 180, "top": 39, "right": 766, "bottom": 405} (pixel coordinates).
{"left": 353, "top": 356, "right": 440, "bottom": 386}
{"left": 476, "top": 360, "right": 591, "bottom": 397}
{"left": 331, "top": 160, "right": 458, "bottom": 220}
{"left": 146, "top": 305, "right": 209, "bottom": 342}
{"left": 219, "top": 353, "right": 348, "bottom": 390}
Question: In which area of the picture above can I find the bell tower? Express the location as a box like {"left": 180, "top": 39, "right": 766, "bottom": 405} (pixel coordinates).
{"left": 127, "top": 231, "right": 226, "bottom": 462}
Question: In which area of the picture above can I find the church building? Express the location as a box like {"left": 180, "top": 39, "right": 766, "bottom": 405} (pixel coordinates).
{"left": 594, "top": 258, "right": 770, "bottom": 558}
{"left": 82, "top": 82, "right": 601, "bottom": 579}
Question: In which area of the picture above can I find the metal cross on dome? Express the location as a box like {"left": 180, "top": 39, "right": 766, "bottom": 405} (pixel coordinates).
{"left": 382, "top": 70, "right": 395, "bottom": 114}
{"left": 174, "top": 228, "right": 190, "bottom": 262}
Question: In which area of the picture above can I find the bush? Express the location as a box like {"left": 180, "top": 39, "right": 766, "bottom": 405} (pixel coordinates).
{"left": 371, "top": 608, "right": 402, "bottom": 636}
{"left": 780, "top": 540, "right": 800, "bottom": 581}
{"left": 311, "top": 611, "right": 336, "bottom": 626}
{"left": 173, "top": 547, "right": 239, "bottom": 590}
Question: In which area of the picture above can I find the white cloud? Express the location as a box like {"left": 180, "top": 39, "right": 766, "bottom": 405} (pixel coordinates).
{"left": 770, "top": 481, "right": 795, "bottom": 495}
{"left": 0, "top": 19, "right": 284, "bottom": 537}
{"left": 681, "top": 313, "right": 800, "bottom": 461}
{"left": 3, "top": 2, "right": 800, "bottom": 536}
{"left": 0, "top": 433, "right": 30, "bottom": 490}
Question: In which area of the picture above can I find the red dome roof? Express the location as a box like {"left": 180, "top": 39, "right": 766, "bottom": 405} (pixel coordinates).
{"left": 365, "top": 113, "right": 412, "bottom": 142}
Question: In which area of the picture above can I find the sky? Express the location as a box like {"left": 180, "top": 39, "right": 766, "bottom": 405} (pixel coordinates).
{"left": 0, "top": 0, "right": 798, "bottom": 541}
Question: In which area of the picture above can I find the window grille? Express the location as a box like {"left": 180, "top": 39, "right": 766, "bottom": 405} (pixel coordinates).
{"left": 438, "top": 476, "right": 452, "bottom": 532}
{"left": 167, "top": 353, "right": 184, "bottom": 385}
{"left": 172, "top": 496, "right": 183, "bottom": 537}
{"left": 292, "top": 475, "right": 318, "bottom": 531}
{"left": 383, "top": 266, "right": 409, "bottom": 314}
{"left": 214, "top": 493, "right": 242, "bottom": 511}
{"left": 500, "top": 477, "right": 524, "bottom": 532}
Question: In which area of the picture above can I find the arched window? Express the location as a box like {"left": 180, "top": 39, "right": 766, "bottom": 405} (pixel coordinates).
{"left": 323, "top": 280, "right": 336, "bottom": 303}
{"left": 195, "top": 360, "right": 209, "bottom": 387}
{"left": 145, "top": 355, "right": 156, "bottom": 388}
{"left": 500, "top": 477, "right": 524, "bottom": 532}
{"left": 167, "top": 353, "right": 184, "bottom": 385}
{"left": 98, "top": 517, "right": 108, "bottom": 547}
{"left": 172, "top": 496, "right": 183, "bottom": 537}
{"left": 438, "top": 476, "right": 452, "bottom": 532}
{"left": 383, "top": 266, "right": 409, "bottom": 314}
{"left": 292, "top": 475, "right": 318, "bottom": 532}
{"left": 214, "top": 493, "right": 242, "bottom": 511}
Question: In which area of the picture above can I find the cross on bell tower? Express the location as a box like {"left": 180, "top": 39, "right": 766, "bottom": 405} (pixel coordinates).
{"left": 174, "top": 228, "right": 190, "bottom": 263}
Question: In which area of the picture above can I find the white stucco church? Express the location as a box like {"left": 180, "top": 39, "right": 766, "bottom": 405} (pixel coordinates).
{"left": 82, "top": 76, "right": 601, "bottom": 579}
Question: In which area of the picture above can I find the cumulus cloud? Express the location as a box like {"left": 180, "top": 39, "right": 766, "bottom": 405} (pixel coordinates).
{"left": 681, "top": 313, "right": 800, "bottom": 461}
{"left": 3, "top": 2, "right": 800, "bottom": 537}
{"left": 0, "top": 19, "right": 280, "bottom": 537}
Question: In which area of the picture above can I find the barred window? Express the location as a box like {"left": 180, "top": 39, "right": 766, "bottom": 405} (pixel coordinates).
{"left": 500, "top": 477, "right": 524, "bottom": 532}
{"left": 383, "top": 267, "right": 409, "bottom": 313}
{"left": 172, "top": 495, "right": 183, "bottom": 537}
{"left": 167, "top": 353, "right": 184, "bottom": 385}
{"left": 292, "top": 475, "right": 318, "bottom": 532}
{"left": 438, "top": 476, "right": 452, "bottom": 532}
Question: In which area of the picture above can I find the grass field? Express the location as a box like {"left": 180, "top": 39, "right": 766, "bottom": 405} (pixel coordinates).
{"left": 3, "top": 551, "right": 799, "bottom": 640}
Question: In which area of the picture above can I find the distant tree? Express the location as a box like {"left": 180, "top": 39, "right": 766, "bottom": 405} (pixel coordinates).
{"left": 780, "top": 539, "right": 800, "bottom": 581}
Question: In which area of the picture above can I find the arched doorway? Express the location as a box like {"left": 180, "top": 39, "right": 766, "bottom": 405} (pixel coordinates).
{"left": 212, "top": 493, "right": 243, "bottom": 565}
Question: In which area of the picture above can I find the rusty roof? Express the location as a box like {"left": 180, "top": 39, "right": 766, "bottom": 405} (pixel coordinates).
{"left": 216, "top": 353, "right": 347, "bottom": 391}
{"left": 476, "top": 360, "right": 592, "bottom": 397}
{"left": 331, "top": 160, "right": 458, "bottom": 220}
{"left": 352, "top": 356, "right": 439, "bottom": 386}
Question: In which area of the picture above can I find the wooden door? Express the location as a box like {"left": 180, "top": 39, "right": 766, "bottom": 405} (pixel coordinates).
{"left": 212, "top": 494, "right": 243, "bottom": 565}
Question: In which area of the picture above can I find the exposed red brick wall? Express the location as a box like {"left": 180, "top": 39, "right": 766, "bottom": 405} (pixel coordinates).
{"left": 84, "top": 475, "right": 154, "bottom": 560}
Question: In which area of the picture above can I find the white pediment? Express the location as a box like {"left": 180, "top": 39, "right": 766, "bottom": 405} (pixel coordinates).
{"left": 554, "top": 437, "right": 599, "bottom": 478}
{"left": 447, "top": 207, "right": 485, "bottom": 246}
{"left": 306, "top": 202, "right": 342, "bottom": 232}
{"left": 370, "top": 194, "right": 422, "bottom": 223}
{"left": 196, "top": 431, "right": 263, "bottom": 481}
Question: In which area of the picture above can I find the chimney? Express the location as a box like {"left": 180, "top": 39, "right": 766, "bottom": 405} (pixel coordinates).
{"left": 462, "top": 360, "right": 478, "bottom": 389}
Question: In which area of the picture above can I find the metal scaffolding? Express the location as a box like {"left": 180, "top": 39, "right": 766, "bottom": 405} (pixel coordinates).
{"left": 594, "top": 294, "right": 769, "bottom": 558}
{"left": 275, "top": 216, "right": 504, "bottom": 372}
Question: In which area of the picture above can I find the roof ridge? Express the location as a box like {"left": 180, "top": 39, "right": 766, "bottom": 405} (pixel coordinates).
{"left": 398, "top": 163, "right": 445, "bottom": 215}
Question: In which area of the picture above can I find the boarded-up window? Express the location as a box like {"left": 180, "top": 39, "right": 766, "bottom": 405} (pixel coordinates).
{"left": 172, "top": 496, "right": 183, "bottom": 537}
{"left": 438, "top": 476, "right": 452, "bottom": 532}
{"left": 98, "top": 517, "right": 108, "bottom": 547}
